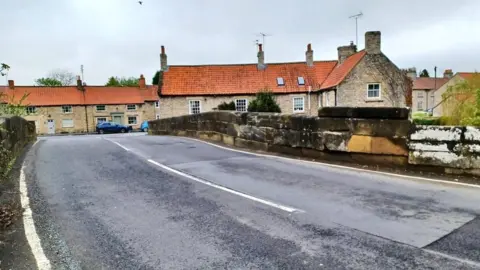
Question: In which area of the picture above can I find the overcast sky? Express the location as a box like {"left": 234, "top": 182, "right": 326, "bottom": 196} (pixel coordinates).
{"left": 1, "top": 0, "right": 479, "bottom": 85}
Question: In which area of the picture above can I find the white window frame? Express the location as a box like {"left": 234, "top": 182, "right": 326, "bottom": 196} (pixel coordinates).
{"left": 367, "top": 83, "right": 381, "bottom": 99}
{"left": 417, "top": 101, "right": 423, "bottom": 110}
{"left": 96, "top": 117, "right": 107, "bottom": 124}
{"left": 188, "top": 100, "right": 201, "bottom": 115}
{"left": 155, "top": 101, "right": 160, "bottom": 108}
{"left": 325, "top": 92, "right": 330, "bottom": 106}
{"left": 61, "top": 119, "right": 74, "bottom": 128}
{"left": 417, "top": 91, "right": 424, "bottom": 98}
{"left": 96, "top": 105, "right": 106, "bottom": 111}
{"left": 156, "top": 114, "right": 160, "bottom": 120}
{"left": 127, "top": 116, "right": 137, "bottom": 125}
{"left": 26, "top": 106, "right": 37, "bottom": 114}
{"left": 62, "top": 105, "right": 72, "bottom": 114}
{"left": 235, "top": 99, "right": 248, "bottom": 112}
{"left": 293, "top": 97, "right": 305, "bottom": 112}
{"left": 318, "top": 93, "right": 323, "bottom": 108}
{"left": 297, "top": 77, "right": 305, "bottom": 85}
{"left": 276, "top": 77, "right": 285, "bottom": 86}
{"left": 126, "top": 104, "right": 137, "bottom": 111}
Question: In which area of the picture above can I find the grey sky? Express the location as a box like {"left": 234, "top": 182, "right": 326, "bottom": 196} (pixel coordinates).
{"left": 1, "top": 0, "right": 479, "bottom": 85}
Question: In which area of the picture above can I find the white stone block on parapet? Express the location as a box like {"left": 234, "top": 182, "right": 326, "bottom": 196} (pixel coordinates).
{"left": 410, "top": 126, "right": 462, "bottom": 141}
{"left": 408, "top": 142, "right": 450, "bottom": 152}
{"left": 464, "top": 126, "right": 480, "bottom": 142}
{"left": 409, "top": 151, "right": 470, "bottom": 168}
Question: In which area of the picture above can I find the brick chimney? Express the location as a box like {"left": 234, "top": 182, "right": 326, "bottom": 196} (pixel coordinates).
{"left": 337, "top": 41, "right": 357, "bottom": 64}
{"left": 365, "top": 31, "right": 381, "bottom": 54}
{"left": 444, "top": 69, "right": 454, "bottom": 79}
{"left": 139, "top": 74, "right": 146, "bottom": 89}
{"left": 306, "top": 43, "right": 314, "bottom": 67}
{"left": 7, "top": 80, "right": 14, "bottom": 89}
{"left": 160, "top": 45, "right": 168, "bottom": 71}
{"left": 257, "top": 44, "right": 266, "bottom": 70}
{"left": 76, "top": 75, "right": 83, "bottom": 90}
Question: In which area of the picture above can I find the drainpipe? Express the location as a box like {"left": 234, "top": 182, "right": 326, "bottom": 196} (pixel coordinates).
{"left": 308, "top": 86, "right": 311, "bottom": 115}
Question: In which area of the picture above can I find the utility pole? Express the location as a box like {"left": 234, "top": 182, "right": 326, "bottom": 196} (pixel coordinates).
{"left": 349, "top": 12, "right": 363, "bottom": 46}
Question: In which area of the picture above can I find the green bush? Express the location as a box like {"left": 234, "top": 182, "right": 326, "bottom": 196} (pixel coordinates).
{"left": 247, "top": 91, "right": 281, "bottom": 113}
{"left": 217, "top": 101, "right": 236, "bottom": 110}
{"left": 412, "top": 111, "right": 429, "bottom": 119}
{"left": 412, "top": 117, "right": 440, "bottom": 125}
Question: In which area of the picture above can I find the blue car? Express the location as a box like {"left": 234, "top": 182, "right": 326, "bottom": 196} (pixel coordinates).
{"left": 96, "top": 122, "right": 133, "bottom": 134}
{"left": 140, "top": 121, "right": 149, "bottom": 132}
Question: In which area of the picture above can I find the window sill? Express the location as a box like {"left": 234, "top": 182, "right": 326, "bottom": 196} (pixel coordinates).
{"left": 365, "top": 99, "right": 383, "bottom": 103}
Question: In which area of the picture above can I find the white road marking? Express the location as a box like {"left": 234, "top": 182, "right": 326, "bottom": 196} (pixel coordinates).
{"left": 180, "top": 137, "right": 480, "bottom": 189}
{"left": 20, "top": 162, "right": 51, "bottom": 270}
{"left": 147, "top": 159, "right": 303, "bottom": 213}
{"left": 106, "top": 139, "right": 130, "bottom": 151}
{"left": 423, "top": 249, "right": 480, "bottom": 268}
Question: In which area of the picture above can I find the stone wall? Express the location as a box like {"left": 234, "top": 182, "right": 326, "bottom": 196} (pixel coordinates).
{"left": 409, "top": 125, "right": 480, "bottom": 175}
{"left": 0, "top": 116, "right": 36, "bottom": 176}
{"left": 149, "top": 107, "right": 411, "bottom": 166}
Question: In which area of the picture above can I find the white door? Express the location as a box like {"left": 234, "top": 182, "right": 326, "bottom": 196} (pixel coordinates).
{"left": 47, "top": 119, "right": 55, "bottom": 134}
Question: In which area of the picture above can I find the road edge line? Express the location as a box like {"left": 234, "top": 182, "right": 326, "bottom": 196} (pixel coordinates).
{"left": 146, "top": 159, "right": 303, "bottom": 213}
{"left": 19, "top": 141, "right": 52, "bottom": 270}
{"left": 178, "top": 136, "right": 480, "bottom": 189}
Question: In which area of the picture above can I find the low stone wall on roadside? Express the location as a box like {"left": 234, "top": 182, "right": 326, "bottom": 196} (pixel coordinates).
{"left": 409, "top": 125, "right": 480, "bottom": 175}
{"left": 149, "top": 107, "right": 412, "bottom": 166}
{"left": 0, "top": 116, "right": 37, "bottom": 177}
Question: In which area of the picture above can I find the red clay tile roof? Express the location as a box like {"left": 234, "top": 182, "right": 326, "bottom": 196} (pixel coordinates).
{"left": 161, "top": 61, "right": 338, "bottom": 96}
{"left": 458, "top": 72, "right": 479, "bottom": 80}
{"left": 0, "top": 85, "right": 158, "bottom": 106}
{"left": 320, "top": 50, "right": 366, "bottom": 90}
{"left": 412, "top": 77, "right": 449, "bottom": 90}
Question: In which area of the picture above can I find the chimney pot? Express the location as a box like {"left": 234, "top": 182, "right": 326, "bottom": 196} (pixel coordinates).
{"left": 160, "top": 45, "right": 168, "bottom": 71}
{"left": 258, "top": 44, "right": 263, "bottom": 52}
{"left": 8, "top": 80, "right": 14, "bottom": 89}
{"left": 76, "top": 76, "right": 83, "bottom": 90}
{"left": 365, "top": 31, "right": 381, "bottom": 54}
{"left": 405, "top": 67, "right": 417, "bottom": 81}
{"left": 306, "top": 43, "right": 314, "bottom": 67}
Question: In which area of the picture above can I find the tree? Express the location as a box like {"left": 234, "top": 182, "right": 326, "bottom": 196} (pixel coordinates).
{"left": 217, "top": 101, "right": 236, "bottom": 110}
{"left": 35, "top": 69, "right": 75, "bottom": 86}
{"left": 35, "top": 77, "right": 63, "bottom": 86}
{"left": 419, "top": 69, "right": 430, "bottom": 77}
{"left": 105, "top": 76, "right": 139, "bottom": 87}
{"left": 442, "top": 73, "right": 480, "bottom": 125}
{"left": 0, "top": 63, "right": 10, "bottom": 76}
{"left": 248, "top": 90, "right": 281, "bottom": 113}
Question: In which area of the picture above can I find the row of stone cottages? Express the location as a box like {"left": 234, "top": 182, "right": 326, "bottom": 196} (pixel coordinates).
{"left": 2, "top": 31, "right": 412, "bottom": 134}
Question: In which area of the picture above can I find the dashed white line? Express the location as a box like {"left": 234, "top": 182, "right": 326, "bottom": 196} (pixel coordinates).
{"left": 20, "top": 161, "right": 51, "bottom": 270}
{"left": 181, "top": 137, "right": 480, "bottom": 189}
{"left": 106, "top": 139, "right": 130, "bottom": 151}
{"left": 147, "top": 159, "right": 303, "bottom": 213}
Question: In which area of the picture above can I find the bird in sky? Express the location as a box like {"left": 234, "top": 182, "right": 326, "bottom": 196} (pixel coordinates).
{"left": 138, "top": 1, "right": 143, "bottom": 5}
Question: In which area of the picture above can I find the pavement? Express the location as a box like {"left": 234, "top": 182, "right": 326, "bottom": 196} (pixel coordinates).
{"left": 6, "top": 133, "right": 480, "bottom": 269}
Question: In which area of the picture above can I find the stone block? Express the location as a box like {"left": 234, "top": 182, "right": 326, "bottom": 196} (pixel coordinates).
{"left": 222, "top": 135, "right": 235, "bottom": 146}
{"left": 409, "top": 142, "right": 451, "bottom": 152}
{"left": 267, "top": 144, "right": 303, "bottom": 156}
{"left": 316, "top": 118, "right": 350, "bottom": 132}
{"left": 410, "top": 125, "right": 462, "bottom": 141}
{"left": 226, "top": 123, "right": 239, "bottom": 137}
{"left": 464, "top": 126, "right": 480, "bottom": 142}
{"left": 234, "top": 138, "right": 268, "bottom": 151}
{"left": 311, "top": 132, "right": 324, "bottom": 151}
{"left": 237, "top": 125, "right": 266, "bottom": 142}
{"left": 370, "top": 137, "right": 408, "bottom": 156}
{"left": 409, "top": 151, "right": 470, "bottom": 169}
{"left": 322, "top": 131, "right": 351, "bottom": 152}
{"left": 350, "top": 119, "right": 411, "bottom": 137}
{"left": 346, "top": 135, "right": 372, "bottom": 153}
{"left": 350, "top": 153, "right": 408, "bottom": 166}
{"left": 318, "top": 107, "right": 409, "bottom": 120}
{"left": 197, "top": 131, "right": 222, "bottom": 142}
{"left": 272, "top": 129, "right": 290, "bottom": 146}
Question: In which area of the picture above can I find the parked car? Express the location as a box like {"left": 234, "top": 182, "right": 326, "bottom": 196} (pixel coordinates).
{"left": 140, "top": 121, "right": 149, "bottom": 132}
{"left": 96, "top": 122, "right": 133, "bottom": 134}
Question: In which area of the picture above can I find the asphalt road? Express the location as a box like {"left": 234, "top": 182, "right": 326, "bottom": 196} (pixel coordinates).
{"left": 19, "top": 133, "right": 480, "bottom": 269}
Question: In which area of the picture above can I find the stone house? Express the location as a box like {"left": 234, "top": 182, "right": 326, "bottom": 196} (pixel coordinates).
{"left": 157, "top": 31, "right": 410, "bottom": 119}
{"left": 434, "top": 72, "right": 478, "bottom": 117}
{"left": 408, "top": 68, "right": 450, "bottom": 114}
{"left": 0, "top": 75, "right": 160, "bottom": 134}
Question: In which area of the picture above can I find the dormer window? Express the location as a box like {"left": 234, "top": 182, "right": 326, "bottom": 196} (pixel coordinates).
{"left": 276, "top": 77, "right": 285, "bottom": 86}
{"left": 297, "top": 77, "right": 305, "bottom": 85}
